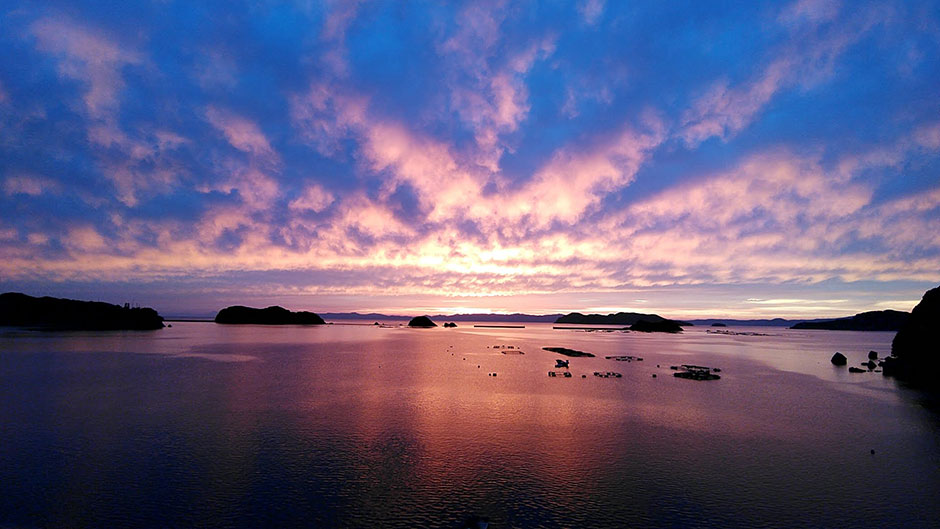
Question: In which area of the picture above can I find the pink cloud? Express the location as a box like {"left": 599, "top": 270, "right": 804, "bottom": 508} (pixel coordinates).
{"left": 577, "top": 0, "right": 606, "bottom": 25}
{"left": 289, "top": 184, "right": 335, "bottom": 213}
{"left": 30, "top": 16, "right": 141, "bottom": 119}
{"left": 3, "top": 174, "right": 61, "bottom": 196}
{"left": 204, "top": 106, "right": 276, "bottom": 160}
{"left": 679, "top": 0, "right": 880, "bottom": 146}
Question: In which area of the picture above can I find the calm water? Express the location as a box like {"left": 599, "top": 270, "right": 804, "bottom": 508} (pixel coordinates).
{"left": 1, "top": 322, "right": 938, "bottom": 528}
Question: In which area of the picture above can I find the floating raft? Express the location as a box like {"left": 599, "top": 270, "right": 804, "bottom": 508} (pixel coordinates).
{"left": 672, "top": 364, "right": 721, "bottom": 381}
{"left": 542, "top": 346, "right": 595, "bottom": 357}
{"left": 605, "top": 355, "right": 643, "bottom": 362}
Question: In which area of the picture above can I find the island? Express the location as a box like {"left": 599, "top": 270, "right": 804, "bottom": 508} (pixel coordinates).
{"left": 629, "top": 319, "right": 683, "bottom": 333}
{"left": 542, "top": 346, "right": 595, "bottom": 357}
{"left": 407, "top": 315, "right": 437, "bottom": 327}
{"left": 789, "top": 310, "right": 909, "bottom": 331}
{"left": 214, "top": 305, "right": 325, "bottom": 325}
{"left": 884, "top": 285, "right": 939, "bottom": 382}
{"left": 0, "top": 292, "right": 165, "bottom": 330}
{"left": 555, "top": 311, "right": 692, "bottom": 326}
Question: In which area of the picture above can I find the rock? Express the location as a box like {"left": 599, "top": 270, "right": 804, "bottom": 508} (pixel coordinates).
{"left": 848, "top": 367, "right": 866, "bottom": 373}
{"left": 711, "top": 322, "right": 727, "bottom": 327}
{"left": 868, "top": 350, "right": 879, "bottom": 360}
{"left": 888, "top": 284, "right": 940, "bottom": 384}
{"left": 863, "top": 360, "right": 877, "bottom": 370}
{"left": 629, "top": 319, "right": 683, "bottom": 333}
{"left": 0, "top": 292, "right": 165, "bottom": 330}
{"left": 831, "top": 352, "right": 848, "bottom": 366}
{"left": 443, "top": 322, "right": 457, "bottom": 328}
{"left": 214, "top": 305, "right": 325, "bottom": 325}
{"left": 407, "top": 315, "right": 437, "bottom": 327}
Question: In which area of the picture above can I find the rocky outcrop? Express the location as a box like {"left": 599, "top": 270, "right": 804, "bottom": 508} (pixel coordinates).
{"left": 629, "top": 319, "right": 683, "bottom": 333}
{"left": 214, "top": 305, "right": 325, "bottom": 325}
{"left": 407, "top": 316, "right": 437, "bottom": 327}
{"left": 790, "top": 310, "right": 909, "bottom": 331}
{"left": 0, "top": 292, "right": 164, "bottom": 330}
{"left": 443, "top": 322, "right": 457, "bottom": 328}
{"left": 886, "top": 285, "right": 940, "bottom": 383}
{"left": 831, "top": 352, "right": 847, "bottom": 366}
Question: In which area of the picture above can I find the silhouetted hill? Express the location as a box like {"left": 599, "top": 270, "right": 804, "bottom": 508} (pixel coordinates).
{"left": 214, "top": 305, "right": 325, "bottom": 325}
{"left": 790, "top": 310, "right": 909, "bottom": 331}
{"left": 0, "top": 292, "right": 164, "bottom": 330}
{"left": 556, "top": 312, "right": 692, "bottom": 326}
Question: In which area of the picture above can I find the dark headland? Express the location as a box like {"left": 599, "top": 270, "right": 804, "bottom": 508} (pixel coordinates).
{"left": 0, "top": 292, "right": 165, "bottom": 330}
{"left": 883, "top": 285, "right": 940, "bottom": 385}
{"left": 790, "top": 310, "right": 909, "bottom": 331}
{"left": 214, "top": 305, "right": 325, "bottom": 325}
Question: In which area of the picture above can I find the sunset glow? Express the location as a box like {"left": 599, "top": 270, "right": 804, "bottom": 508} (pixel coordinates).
{"left": 1, "top": 1, "right": 938, "bottom": 317}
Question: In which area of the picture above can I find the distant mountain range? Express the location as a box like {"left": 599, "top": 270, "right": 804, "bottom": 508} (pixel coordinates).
{"left": 317, "top": 312, "right": 563, "bottom": 322}
{"left": 162, "top": 309, "right": 910, "bottom": 330}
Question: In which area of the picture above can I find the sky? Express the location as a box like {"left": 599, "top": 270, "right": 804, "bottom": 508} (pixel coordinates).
{"left": 0, "top": 0, "right": 939, "bottom": 318}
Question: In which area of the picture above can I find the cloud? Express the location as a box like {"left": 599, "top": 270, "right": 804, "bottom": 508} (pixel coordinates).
{"left": 204, "top": 106, "right": 277, "bottom": 161}
{"left": 438, "top": 3, "right": 556, "bottom": 170}
{"left": 30, "top": 16, "right": 141, "bottom": 119}
{"left": 679, "top": 0, "right": 882, "bottom": 146}
{"left": 4, "top": 174, "right": 61, "bottom": 196}
{"left": 577, "top": 0, "right": 606, "bottom": 25}
{"left": 289, "top": 184, "right": 335, "bottom": 213}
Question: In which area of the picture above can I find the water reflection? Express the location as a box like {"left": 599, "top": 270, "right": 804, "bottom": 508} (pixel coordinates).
{"left": 0, "top": 322, "right": 938, "bottom": 528}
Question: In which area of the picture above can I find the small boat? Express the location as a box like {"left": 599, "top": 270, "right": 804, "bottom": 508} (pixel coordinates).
{"left": 555, "top": 359, "right": 569, "bottom": 368}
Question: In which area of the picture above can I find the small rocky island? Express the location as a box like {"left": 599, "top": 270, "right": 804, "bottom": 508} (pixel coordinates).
{"left": 214, "top": 305, "right": 325, "bottom": 325}
{"left": 790, "top": 310, "right": 909, "bottom": 331}
{"left": 0, "top": 292, "right": 165, "bottom": 330}
{"left": 884, "top": 285, "right": 939, "bottom": 383}
{"left": 556, "top": 311, "right": 692, "bottom": 326}
{"left": 407, "top": 315, "right": 437, "bottom": 327}
{"left": 629, "top": 319, "right": 683, "bottom": 333}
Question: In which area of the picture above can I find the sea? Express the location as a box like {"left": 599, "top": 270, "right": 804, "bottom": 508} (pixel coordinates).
{"left": 1, "top": 321, "right": 938, "bottom": 528}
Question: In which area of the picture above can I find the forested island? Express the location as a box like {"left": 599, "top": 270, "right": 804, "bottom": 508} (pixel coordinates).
{"left": 555, "top": 312, "right": 691, "bottom": 326}
{"left": 214, "top": 305, "right": 325, "bottom": 325}
{"left": 0, "top": 292, "right": 165, "bottom": 330}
